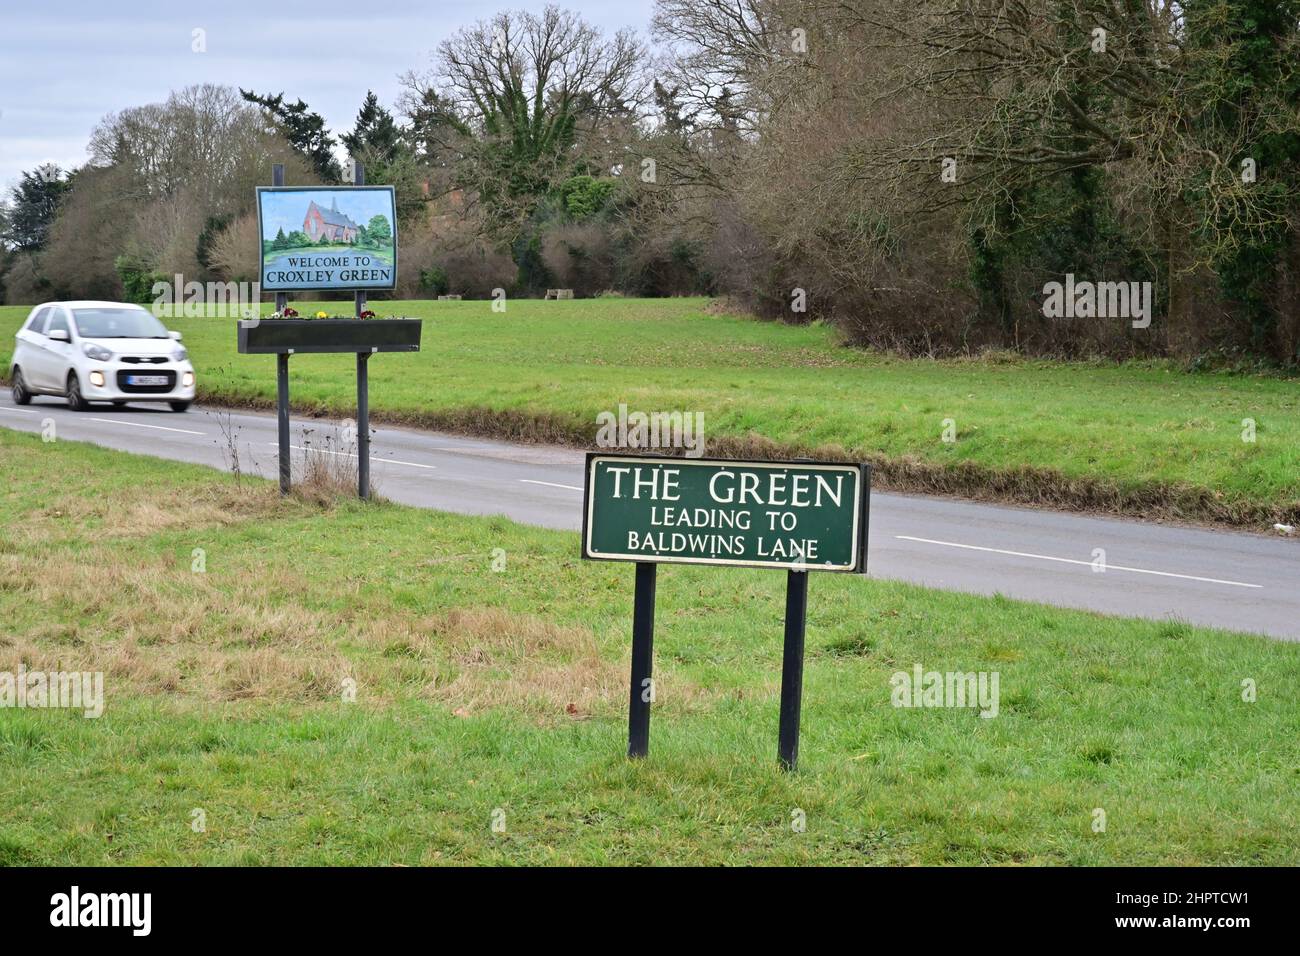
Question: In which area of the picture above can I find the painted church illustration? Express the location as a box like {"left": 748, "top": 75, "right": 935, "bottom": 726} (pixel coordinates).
{"left": 303, "top": 197, "right": 360, "bottom": 243}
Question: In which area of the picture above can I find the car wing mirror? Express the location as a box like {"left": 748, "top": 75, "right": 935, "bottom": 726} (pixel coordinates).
{"left": 48, "top": 329, "right": 70, "bottom": 343}
{"left": 169, "top": 330, "right": 183, "bottom": 341}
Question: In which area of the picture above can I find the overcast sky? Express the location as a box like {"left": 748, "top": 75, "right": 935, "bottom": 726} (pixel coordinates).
{"left": 0, "top": 0, "right": 657, "bottom": 193}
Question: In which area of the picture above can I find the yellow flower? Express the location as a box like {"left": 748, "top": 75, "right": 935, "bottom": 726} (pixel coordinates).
{"left": 315, "top": 311, "right": 328, "bottom": 319}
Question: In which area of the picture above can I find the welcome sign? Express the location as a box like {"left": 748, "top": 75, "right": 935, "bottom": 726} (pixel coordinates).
{"left": 583, "top": 454, "right": 869, "bottom": 572}
{"left": 256, "top": 185, "right": 398, "bottom": 292}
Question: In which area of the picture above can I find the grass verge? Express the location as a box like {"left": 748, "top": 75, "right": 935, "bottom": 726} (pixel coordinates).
{"left": 1, "top": 430, "right": 1297, "bottom": 865}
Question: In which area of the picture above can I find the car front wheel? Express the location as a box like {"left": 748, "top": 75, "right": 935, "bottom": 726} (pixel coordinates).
{"left": 66, "top": 373, "right": 89, "bottom": 412}
{"left": 11, "top": 369, "right": 31, "bottom": 405}
{"left": 169, "top": 401, "right": 191, "bottom": 413}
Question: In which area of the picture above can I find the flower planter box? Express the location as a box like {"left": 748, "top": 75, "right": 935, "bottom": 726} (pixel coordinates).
{"left": 237, "top": 318, "right": 422, "bottom": 355}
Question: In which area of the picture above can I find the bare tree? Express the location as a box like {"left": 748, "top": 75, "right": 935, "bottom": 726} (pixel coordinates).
{"left": 400, "top": 5, "right": 649, "bottom": 239}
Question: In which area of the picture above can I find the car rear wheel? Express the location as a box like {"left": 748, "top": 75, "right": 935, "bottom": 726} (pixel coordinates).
{"left": 66, "top": 373, "right": 89, "bottom": 412}
{"left": 169, "top": 401, "right": 191, "bottom": 413}
{"left": 11, "top": 369, "right": 31, "bottom": 405}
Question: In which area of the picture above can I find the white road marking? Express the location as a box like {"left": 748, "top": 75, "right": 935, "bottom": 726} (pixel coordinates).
{"left": 269, "top": 442, "right": 437, "bottom": 470}
{"left": 0, "top": 407, "right": 37, "bottom": 415}
{"left": 520, "top": 479, "right": 582, "bottom": 491}
{"left": 89, "top": 417, "right": 206, "bottom": 436}
{"left": 895, "top": 535, "right": 1262, "bottom": 589}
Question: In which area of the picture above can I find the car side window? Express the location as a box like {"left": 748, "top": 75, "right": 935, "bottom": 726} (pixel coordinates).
{"left": 46, "top": 309, "right": 70, "bottom": 338}
{"left": 27, "top": 308, "right": 49, "bottom": 335}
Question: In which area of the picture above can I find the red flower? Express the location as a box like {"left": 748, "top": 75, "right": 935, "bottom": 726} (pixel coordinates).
{"left": 360, "top": 310, "right": 376, "bottom": 319}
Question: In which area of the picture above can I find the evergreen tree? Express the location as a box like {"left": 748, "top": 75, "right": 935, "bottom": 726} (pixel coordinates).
{"left": 1, "top": 166, "right": 71, "bottom": 251}
{"left": 342, "top": 91, "right": 404, "bottom": 164}
{"left": 241, "top": 89, "right": 342, "bottom": 182}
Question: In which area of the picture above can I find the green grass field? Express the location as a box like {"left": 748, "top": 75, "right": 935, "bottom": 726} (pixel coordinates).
{"left": 2, "top": 298, "right": 1298, "bottom": 526}
{"left": 1, "top": 430, "right": 1297, "bottom": 865}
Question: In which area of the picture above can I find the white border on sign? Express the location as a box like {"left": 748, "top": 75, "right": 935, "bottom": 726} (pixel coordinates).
{"left": 584, "top": 455, "right": 863, "bottom": 571}
{"left": 255, "top": 185, "right": 400, "bottom": 293}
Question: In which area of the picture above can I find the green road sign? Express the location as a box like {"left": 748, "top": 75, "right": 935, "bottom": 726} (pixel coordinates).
{"left": 582, "top": 454, "right": 869, "bottom": 572}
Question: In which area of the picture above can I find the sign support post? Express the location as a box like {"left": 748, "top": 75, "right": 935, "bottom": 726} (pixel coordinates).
{"left": 777, "top": 569, "right": 809, "bottom": 771}
{"left": 357, "top": 351, "right": 370, "bottom": 500}
{"left": 276, "top": 352, "right": 291, "bottom": 494}
{"left": 627, "top": 561, "right": 658, "bottom": 758}
{"left": 350, "top": 161, "right": 371, "bottom": 500}
{"left": 271, "top": 162, "right": 291, "bottom": 495}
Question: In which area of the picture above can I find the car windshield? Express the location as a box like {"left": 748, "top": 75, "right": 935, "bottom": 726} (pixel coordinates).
{"left": 72, "top": 308, "right": 170, "bottom": 339}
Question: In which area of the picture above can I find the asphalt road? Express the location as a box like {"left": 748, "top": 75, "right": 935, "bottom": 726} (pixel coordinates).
{"left": 3, "top": 393, "right": 1297, "bottom": 641}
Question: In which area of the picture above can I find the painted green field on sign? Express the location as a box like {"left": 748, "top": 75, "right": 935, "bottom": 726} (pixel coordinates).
{"left": 583, "top": 455, "right": 868, "bottom": 571}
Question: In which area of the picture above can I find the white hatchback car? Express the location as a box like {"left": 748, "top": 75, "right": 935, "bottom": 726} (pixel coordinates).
{"left": 10, "top": 301, "right": 196, "bottom": 412}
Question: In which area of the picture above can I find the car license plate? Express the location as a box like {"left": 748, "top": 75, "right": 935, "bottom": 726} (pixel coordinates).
{"left": 127, "top": 375, "right": 168, "bottom": 386}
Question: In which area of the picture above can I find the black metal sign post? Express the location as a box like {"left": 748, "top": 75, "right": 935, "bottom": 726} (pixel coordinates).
{"left": 627, "top": 561, "right": 657, "bottom": 758}
{"left": 350, "top": 162, "right": 371, "bottom": 500}
{"left": 624, "top": 562, "right": 810, "bottom": 769}
{"left": 272, "top": 163, "right": 291, "bottom": 495}
{"left": 777, "top": 569, "right": 809, "bottom": 770}
{"left": 581, "top": 454, "right": 870, "bottom": 771}
{"left": 276, "top": 350, "right": 290, "bottom": 494}
{"left": 356, "top": 351, "right": 370, "bottom": 499}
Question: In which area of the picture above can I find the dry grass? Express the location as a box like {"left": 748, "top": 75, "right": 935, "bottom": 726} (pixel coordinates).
{"left": 290, "top": 421, "right": 391, "bottom": 506}
{"left": 7, "top": 481, "right": 289, "bottom": 547}
{"left": 2, "top": 527, "right": 697, "bottom": 718}
{"left": 0, "top": 547, "right": 351, "bottom": 702}
{"left": 419, "top": 606, "right": 705, "bottom": 720}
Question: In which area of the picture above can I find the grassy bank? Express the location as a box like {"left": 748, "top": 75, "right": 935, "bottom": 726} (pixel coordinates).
{"left": 2, "top": 298, "right": 1298, "bottom": 527}
{"left": 1, "top": 430, "right": 1297, "bottom": 865}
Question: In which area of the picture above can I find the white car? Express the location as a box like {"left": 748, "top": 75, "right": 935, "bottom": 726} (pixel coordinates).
{"left": 9, "top": 301, "right": 196, "bottom": 412}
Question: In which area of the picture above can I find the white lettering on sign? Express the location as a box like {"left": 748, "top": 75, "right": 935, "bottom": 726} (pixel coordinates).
{"left": 586, "top": 456, "right": 868, "bottom": 572}
{"left": 607, "top": 465, "right": 845, "bottom": 509}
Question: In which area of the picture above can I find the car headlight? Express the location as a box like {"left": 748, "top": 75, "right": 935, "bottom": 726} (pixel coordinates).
{"left": 173, "top": 348, "right": 188, "bottom": 362}
{"left": 82, "top": 343, "right": 113, "bottom": 361}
